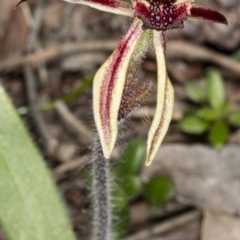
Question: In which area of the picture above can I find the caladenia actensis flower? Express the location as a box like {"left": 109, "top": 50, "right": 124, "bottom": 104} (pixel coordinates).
{"left": 63, "top": 0, "right": 227, "bottom": 166}
{"left": 15, "top": 0, "right": 227, "bottom": 239}
{"left": 64, "top": 0, "right": 227, "bottom": 166}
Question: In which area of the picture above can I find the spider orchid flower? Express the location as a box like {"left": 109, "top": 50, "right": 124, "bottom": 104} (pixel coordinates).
{"left": 63, "top": 0, "right": 227, "bottom": 165}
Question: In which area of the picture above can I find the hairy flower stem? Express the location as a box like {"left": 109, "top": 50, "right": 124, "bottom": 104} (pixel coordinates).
{"left": 91, "top": 136, "right": 112, "bottom": 240}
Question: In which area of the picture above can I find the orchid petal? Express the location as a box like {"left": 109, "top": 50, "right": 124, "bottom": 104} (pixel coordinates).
{"left": 93, "top": 19, "right": 144, "bottom": 159}
{"left": 146, "top": 31, "right": 174, "bottom": 166}
{"left": 123, "top": 29, "right": 153, "bottom": 95}
{"left": 119, "top": 29, "right": 153, "bottom": 119}
{"left": 63, "top": 0, "right": 134, "bottom": 17}
{"left": 189, "top": 5, "right": 228, "bottom": 25}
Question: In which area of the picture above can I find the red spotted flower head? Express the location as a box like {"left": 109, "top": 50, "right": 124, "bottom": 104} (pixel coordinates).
{"left": 134, "top": 0, "right": 227, "bottom": 31}
{"left": 63, "top": 0, "right": 227, "bottom": 165}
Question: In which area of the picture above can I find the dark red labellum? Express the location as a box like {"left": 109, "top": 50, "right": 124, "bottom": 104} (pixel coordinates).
{"left": 135, "top": 0, "right": 189, "bottom": 31}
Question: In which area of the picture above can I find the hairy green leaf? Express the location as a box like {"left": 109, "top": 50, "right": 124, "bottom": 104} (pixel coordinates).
{"left": 0, "top": 86, "right": 76, "bottom": 240}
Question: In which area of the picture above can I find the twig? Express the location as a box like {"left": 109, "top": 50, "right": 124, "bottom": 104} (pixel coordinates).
{"left": 24, "top": 63, "right": 58, "bottom": 155}
{"left": 22, "top": 4, "right": 58, "bottom": 155}
{"left": 21, "top": 3, "right": 49, "bottom": 84}
{"left": 55, "top": 100, "right": 93, "bottom": 145}
{"left": 53, "top": 155, "right": 89, "bottom": 180}
{"left": 59, "top": 3, "right": 75, "bottom": 40}
{"left": 167, "top": 41, "right": 240, "bottom": 75}
{"left": 1, "top": 40, "right": 240, "bottom": 75}
{"left": 130, "top": 201, "right": 187, "bottom": 227}
{"left": 23, "top": 4, "right": 43, "bottom": 52}
{"left": 123, "top": 210, "right": 201, "bottom": 240}
{"left": 0, "top": 40, "right": 119, "bottom": 71}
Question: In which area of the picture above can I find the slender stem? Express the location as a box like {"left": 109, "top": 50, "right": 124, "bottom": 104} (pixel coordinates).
{"left": 91, "top": 137, "right": 112, "bottom": 240}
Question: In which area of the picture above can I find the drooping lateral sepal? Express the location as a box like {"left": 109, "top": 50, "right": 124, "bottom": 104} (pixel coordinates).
{"left": 63, "top": 0, "right": 134, "bottom": 17}
{"left": 93, "top": 19, "right": 144, "bottom": 159}
{"left": 146, "top": 79, "right": 174, "bottom": 165}
{"left": 146, "top": 31, "right": 174, "bottom": 166}
{"left": 190, "top": 5, "right": 228, "bottom": 25}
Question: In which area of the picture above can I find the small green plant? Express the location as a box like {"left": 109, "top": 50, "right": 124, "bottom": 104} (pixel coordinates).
{"left": 111, "top": 139, "right": 145, "bottom": 239}
{"left": 59, "top": 0, "right": 226, "bottom": 238}
{"left": 84, "top": 139, "right": 175, "bottom": 239}
{"left": 179, "top": 69, "right": 240, "bottom": 149}
{"left": 112, "top": 139, "right": 175, "bottom": 239}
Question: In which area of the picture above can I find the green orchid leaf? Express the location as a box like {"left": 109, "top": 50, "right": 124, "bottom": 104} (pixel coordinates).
{"left": 228, "top": 110, "right": 240, "bottom": 127}
{"left": 179, "top": 115, "right": 209, "bottom": 134}
{"left": 185, "top": 82, "right": 206, "bottom": 103}
{"left": 208, "top": 121, "right": 229, "bottom": 149}
{"left": 0, "top": 86, "right": 76, "bottom": 240}
{"left": 207, "top": 69, "right": 226, "bottom": 110}
{"left": 117, "top": 139, "right": 145, "bottom": 175}
{"left": 144, "top": 176, "right": 175, "bottom": 210}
